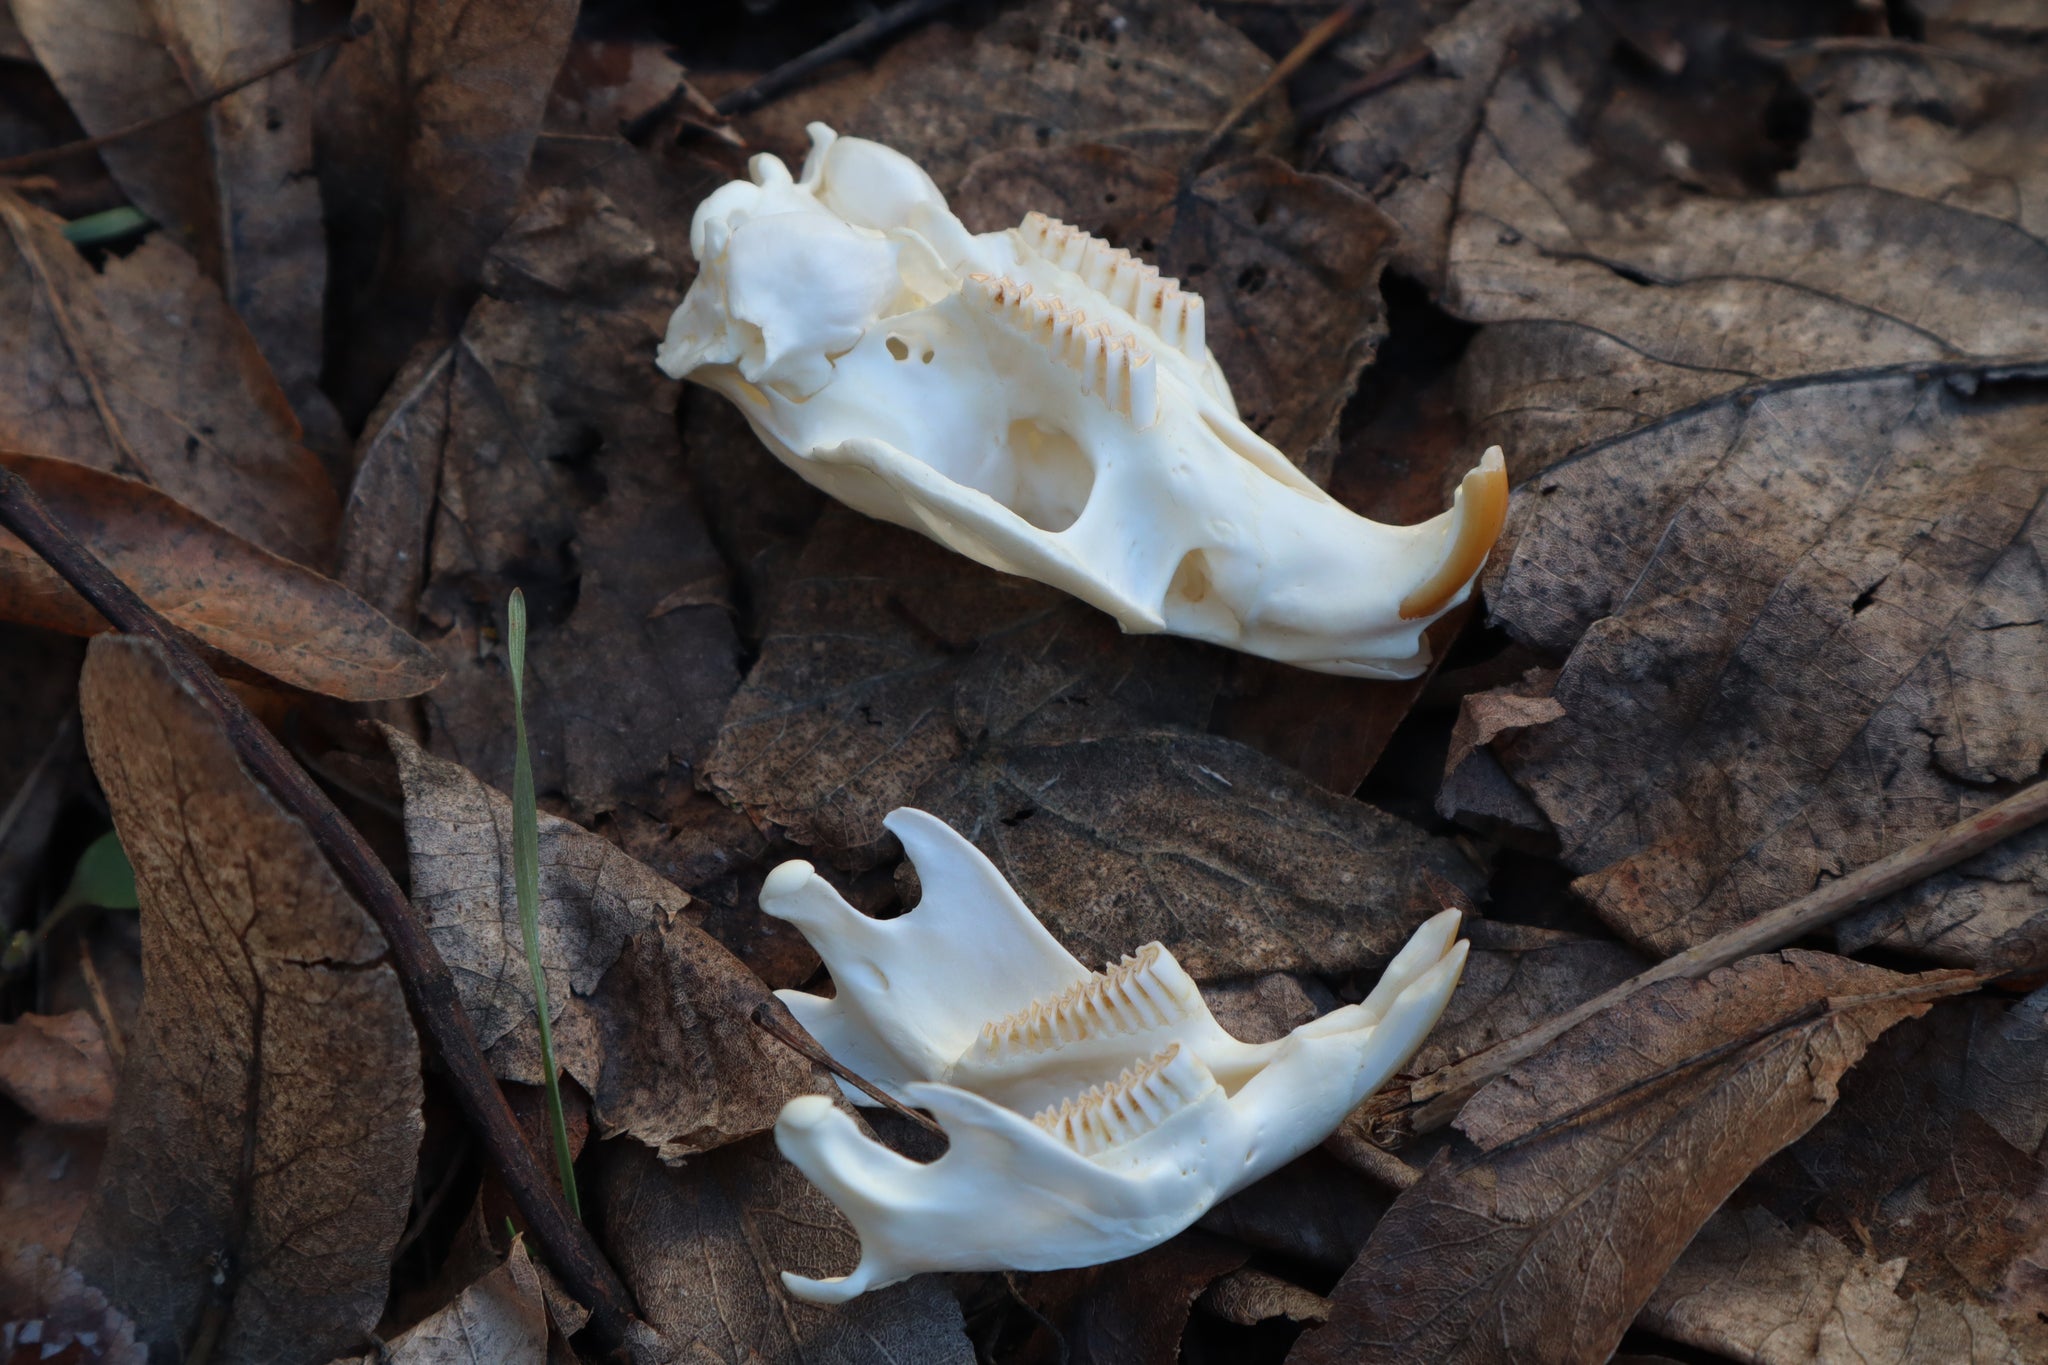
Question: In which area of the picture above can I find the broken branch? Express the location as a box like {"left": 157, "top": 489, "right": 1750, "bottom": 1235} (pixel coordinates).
{"left": 1402, "top": 777, "right": 2048, "bottom": 1134}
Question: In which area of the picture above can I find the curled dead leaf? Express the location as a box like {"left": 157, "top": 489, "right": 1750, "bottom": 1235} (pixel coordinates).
{"left": 70, "top": 635, "right": 423, "bottom": 1363}
{"left": 0, "top": 452, "right": 443, "bottom": 701}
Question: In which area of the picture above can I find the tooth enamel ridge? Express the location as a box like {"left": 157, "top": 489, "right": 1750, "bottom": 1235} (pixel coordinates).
{"left": 969, "top": 942, "right": 1198, "bottom": 1062}
{"left": 965, "top": 273, "right": 1159, "bottom": 427}
{"left": 1015, "top": 212, "right": 1206, "bottom": 361}
{"left": 1031, "top": 1044, "right": 1218, "bottom": 1156}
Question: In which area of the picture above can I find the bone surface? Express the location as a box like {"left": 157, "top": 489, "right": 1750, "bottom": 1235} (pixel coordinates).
{"left": 761, "top": 808, "right": 1469, "bottom": 1301}
{"left": 658, "top": 124, "right": 1509, "bottom": 678}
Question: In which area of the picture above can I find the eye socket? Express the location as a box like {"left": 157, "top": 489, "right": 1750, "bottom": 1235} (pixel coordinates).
{"left": 885, "top": 335, "right": 910, "bottom": 361}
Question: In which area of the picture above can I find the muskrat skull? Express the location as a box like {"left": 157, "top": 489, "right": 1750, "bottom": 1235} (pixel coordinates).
{"left": 658, "top": 124, "right": 1508, "bottom": 678}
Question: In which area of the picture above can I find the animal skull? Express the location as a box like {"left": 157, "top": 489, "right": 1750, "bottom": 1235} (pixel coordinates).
{"left": 762, "top": 808, "right": 1468, "bottom": 1302}
{"left": 658, "top": 123, "right": 1508, "bottom": 678}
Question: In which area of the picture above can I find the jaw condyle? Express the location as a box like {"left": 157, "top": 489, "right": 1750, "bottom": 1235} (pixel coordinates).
{"left": 759, "top": 808, "right": 1468, "bottom": 1303}
{"left": 657, "top": 123, "right": 1509, "bottom": 678}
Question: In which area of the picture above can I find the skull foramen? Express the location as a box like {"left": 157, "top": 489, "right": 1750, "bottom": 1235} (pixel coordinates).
{"left": 658, "top": 124, "right": 1508, "bottom": 678}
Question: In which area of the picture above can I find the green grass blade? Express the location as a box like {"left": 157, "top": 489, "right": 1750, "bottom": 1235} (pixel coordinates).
{"left": 508, "top": 589, "right": 581, "bottom": 1220}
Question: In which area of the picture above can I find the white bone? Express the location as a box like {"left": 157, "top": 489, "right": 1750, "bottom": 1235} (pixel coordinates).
{"left": 761, "top": 809, "right": 1468, "bottom": 1301}
{"left": 658, "top": 124, "right": 1509, "bottom": 678}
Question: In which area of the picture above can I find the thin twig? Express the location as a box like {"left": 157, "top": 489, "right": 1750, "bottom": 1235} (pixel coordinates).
{"left": 1481, "top": 973, "right": 1988, "bottom": 1158}
{"left": 0, "top": 20, "right": 365, "bottom": 178}
{"left": 752, "top": 1001, "right": 948, "bottom": 1138}
{"left": 628, "top": 0, "right": 961, "bottom": 145}
{"left": 1401, "top": 779, "right": 2048, "bottom": 1134}
{"left": 1187, "top": 0, "right": 1373, "bottom": 174}
{"left": 1293, "top": 47, "right": 1432, "bottom": 127}
{"left": 0, "top": 464, "right": 642, "bottom": 1349}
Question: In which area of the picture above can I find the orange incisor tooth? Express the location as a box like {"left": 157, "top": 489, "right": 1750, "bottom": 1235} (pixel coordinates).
{"left": 1398, "top": 448, "right": 1510, "bottom": 621}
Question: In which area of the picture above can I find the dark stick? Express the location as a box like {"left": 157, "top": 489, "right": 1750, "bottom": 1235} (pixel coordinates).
{"left": 0, "top": 20, "right": 367, "bottom": 177}
{"left": 1185, "top": 0, "right": 1374, "bottom": 175}
{"left": 626, "top": 0, "right": 960, "bottom": 144}
{"left": 1401, "top": 777, "right": 2048, "bottom": 1134}
{"left": 752, "top": 1001, "right": 948, "bottom": 1138}
{"left": 0, "top": 465, "right": 642, "bottom": 1347}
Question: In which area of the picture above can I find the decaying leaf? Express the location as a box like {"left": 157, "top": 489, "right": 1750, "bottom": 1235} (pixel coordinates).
{"left": 596, "top": 1136, "right": 976, "bottom": 1365}
{"left": 0, "top": 192, "right": 334, "bottom": 565}
{"left": 317, "top": 0, "right": 579, "bottom": 419}
{"left": 1406, "top": 919, "right": 1646, "bottom": 1075}
{"left": 1011, "top": 1232, "right": 1247, "bottom": 1365}
{"left": 342, "top": 181, "right": 741, "bottom": 821}
{"left": 0, "top": 1247, "right": 144, "bottom": 1365}
{"left": 1450, "top": 31, "right": 2048, "bottom": 479}
{"left": 0, "top": 1010, "right": 112, "bottom": 1127}
{"left": 1480, "top": 365, "right": 2048, "bottom": 967}
{"left": 70, "top": 636, "right": 422, "bottom": 1364}
{"left": 706, "top": 509, "right": 1480, "bottom": 980}
{"left": 1292, "top": 952, "right": 1961, "bottom": 1365}
{"left": 1, "top": 452, "right": 441, "bottom": 701}
{"left": 1640, "top": 1205, "right": 2048, "bottom": 1364}
{"left": 324, "top": 1242, "right": 548, "bottom": 1365}
{"left": 0, "top": 1125, "right": 104, "bottom": 1261}
{"left": 388, "top": 731, "right": 822, "bottom": 1160}
{"left": 1734, "top": 991, "right": 2048, "bottom": 1333}
{"left": 11, "top": 0, "right": 336, "bottom": 443}
{"left": 1197, "top": 1149, "right": 1391, "bottom": 1271}
{"left": 1199, "top": 1267, "right": 1330, "bottom": 1328}
{"left": 0, "top": 624, "right": 82, "bottom": 924}
{"left": 1319, "top": 0, "right": 1577, "bottom": 289}
{"left": 745, "top": 0, "right": 1282, "bottom": 195}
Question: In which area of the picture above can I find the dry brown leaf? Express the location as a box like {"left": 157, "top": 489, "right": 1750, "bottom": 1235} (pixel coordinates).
{"left": 69, "top": 635, "right": 422, "bottom": 1364}
{"left": 324, "top": 1242, "right": 548, "bottom": 1365}
{"left": 0, "top": 1125, "right": 103, "bottom": 1262}
{"left": 1640, "top": 1205, "right": 2048, "bottom": 1364}
{"left": 595, "top": 1136, "right": 975, "bottom": 1365}
{"left": 10, "top": 0, "right": 336, "bottom": 443}
{"left": 1197, "top": 1149, "right": 1391, "bottom": 1271}
{"left": 0, "top": 1247, "right": 144, "bottom": 1365}
{"left": 1478, "top": 364, "right": 2048, "bottom": 967}
{"left": 0, "top": 451, "right": 441, "bottom": 701}
{"left": 1449, "top": 33, "right": 2048, "bottom": 480}
{"left": 705, "top": 509, "right": 1481, "bottom": 980}
{"left": 1318, "top": 0, "right": 1578, "bottom": 289}
{"left": 0, "top": 192, "right": 334, "bottom": 565}
{"left": 1406, "top": 920, "right": 1646, "bottom": 1075}
{"left": 342, "top": 182, "right": 742, "bottom": 820}
{"left": 1290, "top": 952, "right": 1957, "bottom": 1365}
{"left": 316, "top": 0, "right": 578, "bottom": 420}
{"left": 0, "top": 1011, "right": 111, "bottom": 1127}
{"left": 387, "top": 731, "right": 822, "bottom": 1160}
{"left": 1199, "top": 1268, "right": 1330, "bottom": 1328}
{"left": 1011, "top": 1232, "right": 1248, "bottom": 1365}
{"left": 1738, "top": 992, "right": 2048, "bottom": 1323}
{"left": 741, "top": 0, "right": 1281, "bottom": 196}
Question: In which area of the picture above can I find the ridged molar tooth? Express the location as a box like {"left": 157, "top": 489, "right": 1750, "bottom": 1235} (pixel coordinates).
{"left": 965, "top": 273, "right": 1158, "bottom": 428}
{"left": 970, "top": 942, "right": 1197, "bottom": 1062}
{"left": 1030, "top": 1044, "right": 1219, "bottom": 1157}
{"left": 1015, "top": 212, "right": 1206, "bottom": 364}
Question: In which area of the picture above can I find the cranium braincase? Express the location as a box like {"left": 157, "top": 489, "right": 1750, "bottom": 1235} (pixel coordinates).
{"left": 659, "top": 123, "right": 1508, "bottom": 678}
{"left": 758, "top": 808, "right": 1469, "bottom": 1302}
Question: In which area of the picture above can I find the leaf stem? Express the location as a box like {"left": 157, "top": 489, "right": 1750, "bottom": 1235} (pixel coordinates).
{"left": 507, "top": 590, "right": 581, "bottom": 1220}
